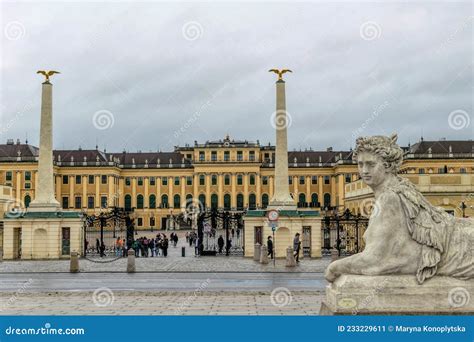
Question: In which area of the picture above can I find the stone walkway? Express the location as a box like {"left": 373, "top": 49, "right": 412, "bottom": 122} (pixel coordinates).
{"left": 0, "top": 290, "right": 324, "bottom": 315}
{"left": 0, "top": 256, "right": 330, "bottom": 273}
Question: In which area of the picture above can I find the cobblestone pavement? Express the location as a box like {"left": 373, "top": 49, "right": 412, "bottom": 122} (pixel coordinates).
{"left": 0, "top": 234, "right": 331, "bottom": 273}
{"left": 0, "top": 291, "right": 324, "bottom": 315}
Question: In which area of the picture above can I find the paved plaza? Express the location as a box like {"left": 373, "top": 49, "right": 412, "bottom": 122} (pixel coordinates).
{"left": 0, "top": 232, "right": 329, "bottom": 315}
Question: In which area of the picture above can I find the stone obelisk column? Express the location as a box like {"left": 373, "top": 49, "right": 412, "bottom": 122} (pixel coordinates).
{"left": 269, "top": 78, "right": 296, "bottom": 210}
{"left": 29, "top": 81, "right": 61, "bottom": 212}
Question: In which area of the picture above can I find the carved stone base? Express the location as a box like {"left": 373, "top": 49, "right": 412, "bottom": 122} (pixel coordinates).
{"left": 320, "top": 275, "right": 473, "bottom": 315}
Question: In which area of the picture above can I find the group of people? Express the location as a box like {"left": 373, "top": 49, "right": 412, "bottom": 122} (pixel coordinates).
{"left": 129, "top": 233, "right": 174, "bottom": 258}
{"left": 266, "top": 233, "right": 301, "bottom": 262}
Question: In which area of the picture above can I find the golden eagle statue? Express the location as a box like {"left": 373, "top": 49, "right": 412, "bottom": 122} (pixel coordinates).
{"left": 36, "top": 70, "right": 61, "bottom": 82}
{"left": 268, "top": 68, "right": 292, "bottom": 81}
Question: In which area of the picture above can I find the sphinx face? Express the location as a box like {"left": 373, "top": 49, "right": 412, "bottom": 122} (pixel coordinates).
{"left": 357, "top": 151, "right": 388, "bottom": 187}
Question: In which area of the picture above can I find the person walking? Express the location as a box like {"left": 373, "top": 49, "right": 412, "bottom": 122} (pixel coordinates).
{"left": 217, "top": 235, "right": 224, "bottom": 254}
{"left": 293, "top": 233, "right": 301, "bottom": 263}
{"left": 162, "top": 235, "right": 169, "bottom": 257}
{"left": 194, "top": 236, "right": 200, "bottom": 257}
{"left": 267, "top": 236, "right": 274, "bottom": 259}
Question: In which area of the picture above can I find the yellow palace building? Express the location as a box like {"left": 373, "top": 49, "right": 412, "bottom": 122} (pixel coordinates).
{"left": 0, "top": 136, "right": 473, "bottom": 247}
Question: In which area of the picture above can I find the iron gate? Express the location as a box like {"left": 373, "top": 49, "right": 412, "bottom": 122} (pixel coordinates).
{"left": 322, "top": 208, "right": 368, "bottom": 256}
{"left": 83, "top": 207, "right": 134, "bottom": 261}
{"left": 197, "top": 209, "right": 244, "bottom": 256}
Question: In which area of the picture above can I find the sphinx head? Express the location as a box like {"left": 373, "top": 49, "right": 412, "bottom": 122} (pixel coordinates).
{"left": 353, "top": 134, "right": 403, "bottom": 187}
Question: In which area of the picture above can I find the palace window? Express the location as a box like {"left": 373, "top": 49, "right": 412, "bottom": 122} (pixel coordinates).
{"left": 88, "top": 175, "right": 95, "bottom": 184}
{"left": 149, "top": 177, "right": 156, "bottom": 186}
{"left": 6, "top": 171, "right": 12, "bottom": 181}
{"left": 76, "top": 175, "right": 82, "bottom": 184}
{"left": 237, "top": 174, "right": 243, "bottom": 185}
{"left": 62, "top": 197, "right": 69, "bottom": 209}
{"left": 137, "top": 195, "right": 144, "bottom": 209}
{"left": 138, "top": 177, "right": 143, "bottom": 186}
{"left": 75, "top": 196, "right": 82, "bottom": 209}
{"left": 199, "top": 175, "right": 205, "bottom": 186}
{"left": 224, "top": 174, "right": 230, "bottom": 185}
{"left": 211, "top": 175, "right": 217, "bottom": 185}
{"left": 249, "top": 174, "right": 255, "bottom": 185}
{"left": 460, "top": 168, "right": 466, "bottom": 174}
{"left": 162, "top": 177, "right": 168, "bottom": 186}
{"left": 101, "top": 175, "right": 107, "bottom": 184}
{"left": 173, "top": 194, "right": 181, "bottom": 209}
{"left": 149, "top": 195, "right": 156, "bottom": 209}
{"left": 249, "top": 151, "right": 255, "bottom": 161}
{"left": 199, "top": 151, "right": 205, "bottom": 161}
{"left": 311, "top": 176, "right": 317, "bottom": 184}
{"left": 224, "top": 151, "right": 230, "bottom": 161}
{"left": 419, "top": 168, "right": 425, "bottom": 174}
{"left": 150, "top": 217, "right": 155, "bottom": 227}
{"left": 62, "top": 175, "right": 69, "bottom": 184}
{"left": 137, "top": 218, "right": 143, "bottom": 227}
{"left": 87, "top": 196, "right": 94, "bottom": 209}
{"left": 262, "top": 176, "right": 268, "bottom": 185}
{"left": 161, "top": 194, "right": 169, "bottom": 208}
{"left": 25, "top": 171, "right": 31, "bottom": 181}
{"left": 324, "top": 176, "right": 330, "bottom": 184}
{"left": 211, "top": 151, "right": 217, "bottom": 161}
{"left": 125, "top": 177, "right": 131, "bottom": 186}
{"left": 299, "top": 176, "right": 305, "bottom": 185}
{"left": 261, "top": 194, "right": 269, "bottom": 209}
{"left": 25, "top": 183, "right": 31, "bottom": 189}
{"left": 174, "top": 177, "right": 180, "bottom": 186}
{"left": 345, "top": 174, "right": 351, "bottom": 183}
{"left": 237, "top": 151, "right": 243, "bottom": 161}
{"left": 101, "top": 196, "right": 107, "bottom": 208}
{"left": 288, "top": 176, "right": 292, "bottom": 185}
{"left": 186, "top": 176, "right": 192, "bottom": 185}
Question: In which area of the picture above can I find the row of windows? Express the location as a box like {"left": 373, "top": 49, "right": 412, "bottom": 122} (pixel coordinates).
{"left": 121, "top": 193, "right": 331, "bottom": 210}
{"left": 198, "top": 150, "right": 256, "bottom": 162}
{"left": 62, "top": 175, "right": 108, "bottom": 185}
{"left": 418, "top": 166, "right": 468, "bottom": 174}
{"left": 61, "top": 196, "right": 109, "bottom": 209}
{"left": 121, "top": 174, "right": 349, "bottom": 187}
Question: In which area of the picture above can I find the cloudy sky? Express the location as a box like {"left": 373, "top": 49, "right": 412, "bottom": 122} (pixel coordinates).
{"left": 1, "top": 1, "right": 472, "bottom": 153}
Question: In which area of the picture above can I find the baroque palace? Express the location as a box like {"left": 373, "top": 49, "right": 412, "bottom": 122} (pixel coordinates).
{"left": 1, "top": 135, "right": 473, "bottom": 232}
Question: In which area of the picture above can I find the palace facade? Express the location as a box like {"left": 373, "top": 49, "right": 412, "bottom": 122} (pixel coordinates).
{"left": 0, "top": 136, "right": 473, "bottom": 232}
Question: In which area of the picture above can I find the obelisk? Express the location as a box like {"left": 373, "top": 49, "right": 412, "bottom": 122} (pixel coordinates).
{"left": 268, "top": 70, "right": 296, "bottom": 210}
{"left": 29, "top": 79, "right": 61, "bottom": 212}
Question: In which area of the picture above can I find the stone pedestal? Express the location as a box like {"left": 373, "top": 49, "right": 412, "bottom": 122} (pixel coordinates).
{"left": 2, "top": 212, "right": 83, "bottom": 259}
{"left": 253, "top": 243, "right": 261, "bottom": 261}
{"left": 286, "top": 246, "right": 296, "bottom": 267}
{"left": 260, "top": 244, "right": 269, "bottom": 264}
{"left": 127, "top": 249, "right": 135, "bottom": 273}
{"left": 320, "top": 274, "right": 474, "bottom": 315}
{"left": 244, "top": 211, "right": 321, "bottom": 259}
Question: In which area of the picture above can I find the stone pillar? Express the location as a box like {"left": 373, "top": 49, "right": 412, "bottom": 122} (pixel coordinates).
{"left": 268, "top": 79, "right": 296, "bottom": 210}
{"left": 205, "top": 174, "right": 210, "bottom": 207}
{"left": 286, "top": 246, "right": 296, "bottom": 267}
{"left": 82, "top": 175, "right": 87, "bottom": 208}
{"left": 260, "top": 244, "right": 269, "bottom": 264}
{"left": 253, "top": 243, "right": 261, "bottom": 261}
{"left": 231, "top": 173, "right": 236, "bottom": 208}
{"left": 69, "top": 175, "right": 74, "bottom": 208}
{"left": 180, "top": 176, "right": 186, "bottom": 209}
{"left": 70, "top": 251, "right": 79, "bottom": 273}
{"left": 29, "top": 81, "right": 61, "bottom": 212}
{"left": 269, "top": 176, "right": 274, "bottom": 199}
{"left": 218, "top": 173, "right": 223, "bottom": 207}
{"left": 243, "top": 173, "right": 249, "bottom": 207}
{"left": 95, "top": 175, "right": 100, "bottom": 209}
{"left": 144, "top": 176, "right": 149, "bottom": 208}
{"left": 127, "top": 249, "right": 135, "bottom": 273}
{"left": 108, "top": 175, "right": 114, "bottom": 207}
{"left": 256, "top": 173, "right": 261, "bottom": 207}
{"left": 118, "top": 177, "right": 124, "bottom": 208}
{"left": 15, "top": 171, "right": 21, "bottom": 202}
{"left": 132, "top": 177, "right": 137, "bottom": 208}
{"left": 318, "top": 175, "right": 323, "bottom": 207}
{"left": 330, "top": 175, "right": 336, "bottom": 207}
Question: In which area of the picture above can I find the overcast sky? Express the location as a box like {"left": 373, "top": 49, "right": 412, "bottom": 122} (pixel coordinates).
{"left": 1, "top": 1, "right": 472, "bottom": 153}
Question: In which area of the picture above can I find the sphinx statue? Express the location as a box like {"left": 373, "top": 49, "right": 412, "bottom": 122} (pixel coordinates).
{"left": 325, "top": 134, "right": 474, "bottom": 284}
